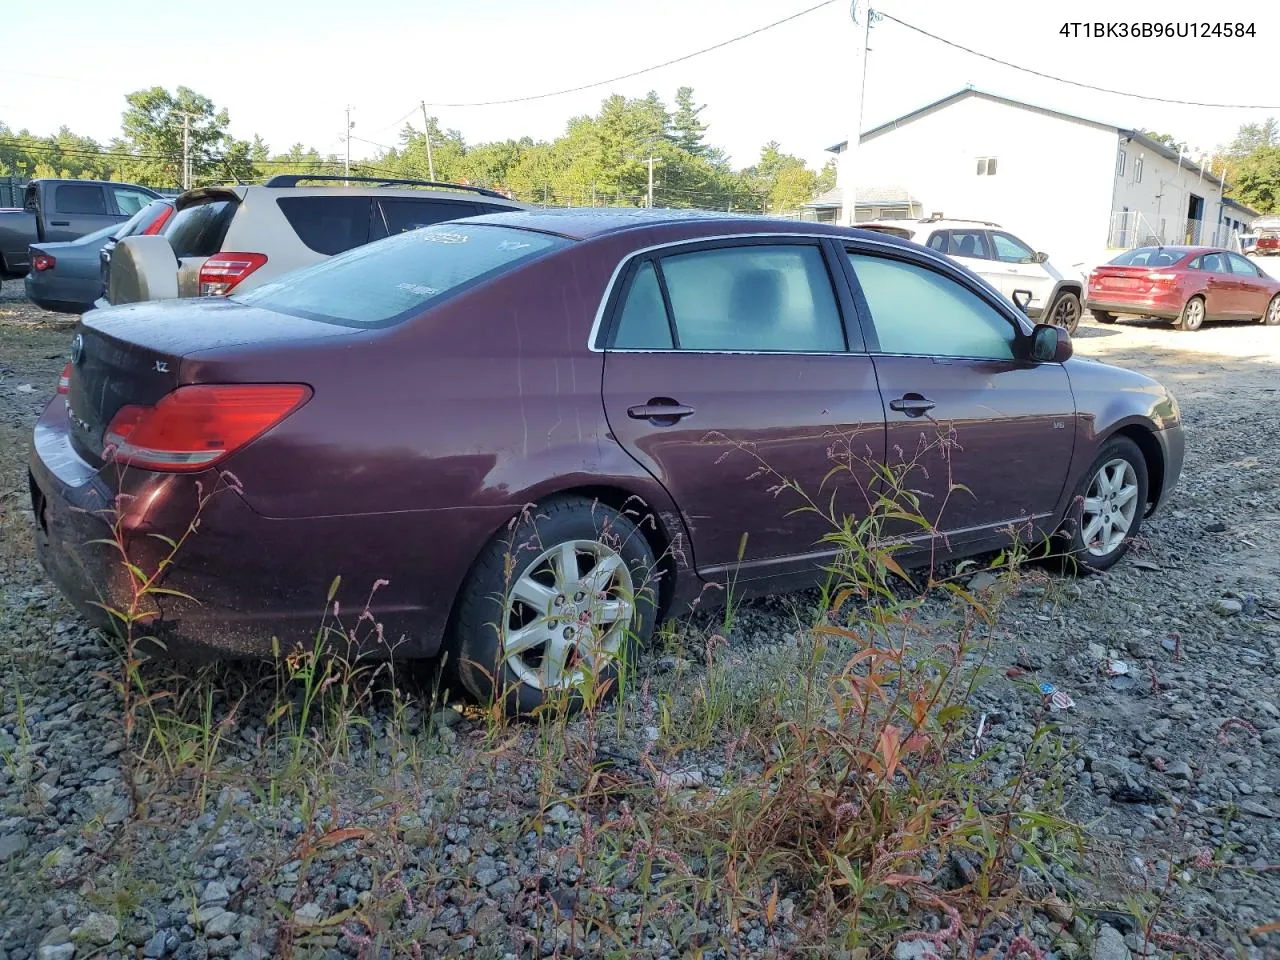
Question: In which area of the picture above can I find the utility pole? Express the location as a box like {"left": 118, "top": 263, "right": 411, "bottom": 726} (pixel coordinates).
{"left": 344, "top": 106, "right": 355, "bottom": 185}
{"left": 419, "top": 101, "right": 436, "bottom": 181}
{"left": 645, "top": 156, "right": 661, "bottom": 208}
{"left": 173, "top": 110, "right": 199, "bottom": 191}
{"left": 839, "top": 2, "right": 879, "bottom": 227}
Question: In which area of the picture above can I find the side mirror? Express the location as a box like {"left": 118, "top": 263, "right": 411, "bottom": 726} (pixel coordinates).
{"left": 1031, "top": 322, "right": 1073, "bottom": 363}
{"left": 1011, "top": 288, "right": 1033, "bottom": 314}
{"left": 1032, "top": 251, "right": 1049, "bottom": 263}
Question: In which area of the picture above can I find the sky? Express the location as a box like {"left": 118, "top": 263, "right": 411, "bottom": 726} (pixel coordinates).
{"left": 3, "top": 0, "right": 1278, "bottom": 172}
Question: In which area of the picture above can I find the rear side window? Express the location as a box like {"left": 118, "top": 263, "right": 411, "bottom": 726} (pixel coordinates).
{"left": 944, "top": 230, "right": 991, "bottom": 259}
{"left": 632, "top": 244, "right": 845, "bottom": 353}
{"left": 277, "top": 196, "right": 372, "bottom": 255}
{"left": 371, "top": 198, "right": 483, "bottom": 240}
{"left": 167, "top": 198, "right": 239, "bottom": 258}
{"left": 613, "top": 261, "right": 672, "bottom": 349}
{"left": 236, "top": 223, "right": 570, "bottom": 326}
{"left": 55, "top": 184, "right": 107, "bottom": 215}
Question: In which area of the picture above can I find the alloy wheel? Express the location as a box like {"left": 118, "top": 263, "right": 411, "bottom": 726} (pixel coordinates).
{"left": 1081, "top": 458, "right": 1139, "bottom": 557}
{"left": 501, "top": 539, "right": 635, "bottom": 690}
{"left": 1181, "top": 298, "right": 1204, "bottom": 330}
{"left": 1266, "top": 296, "right": 1280, "bottom": 325}
{"left": 1051, "top": 294, "right": 1081, "bottom": 333}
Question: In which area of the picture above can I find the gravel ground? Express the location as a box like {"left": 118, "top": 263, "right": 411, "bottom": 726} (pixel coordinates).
{"left": 1, "top": 275, "right": 1278, "bottom": 959}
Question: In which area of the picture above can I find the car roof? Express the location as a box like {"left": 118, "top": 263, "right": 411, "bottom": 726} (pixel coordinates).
{"left": 859, "top": 218, "right": 1003, "bottom": 232}
{"left": 175, "top": 184, "right": 527, "bottom": 209}
{"left": 463, "top": 207, "right": 924, "bottom": 246}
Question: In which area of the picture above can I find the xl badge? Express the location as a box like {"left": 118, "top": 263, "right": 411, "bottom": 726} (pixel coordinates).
{"left": 70, "top": 333, "right": 84, "bottom": 366}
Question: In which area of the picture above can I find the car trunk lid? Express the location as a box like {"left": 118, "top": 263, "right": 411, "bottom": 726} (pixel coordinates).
{"left": 65, "top": 298, "right": 358, "bottom": 466}
{"left": 1089, "top": 264, "right": 1169, "bottom": 293}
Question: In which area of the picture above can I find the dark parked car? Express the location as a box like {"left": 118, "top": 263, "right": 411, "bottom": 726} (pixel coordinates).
{"left": 0, "top": 178, "right": 161, "bottom": 277}
{"left": 1086, "top": 245, "right": 1280, "bottom": 330}
{"left": 24, "top": 199, "right": 175, "bottom": 314}
{"left": 30, "top": 210, "right": 1184, "bottom": 711}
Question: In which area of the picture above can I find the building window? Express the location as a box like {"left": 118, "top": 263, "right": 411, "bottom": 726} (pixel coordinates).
{"left": 975, "top": 157, "right": 997, "bottom": 176}
{"left": 1135, "top": 156, "right": 1144, "bottom": 183}
{"left": 1117, "top": 150, "right": 1126, "bottom": 177}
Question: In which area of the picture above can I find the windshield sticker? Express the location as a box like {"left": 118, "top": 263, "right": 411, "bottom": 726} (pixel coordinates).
{"left": 497, "top": 240, "right": 532, "bottom": 251}
{"left": 396, "top": 282, "right": 440, "bottom": 297}
{"left": 421, "top": 231, "right": 469, "bottom": 244}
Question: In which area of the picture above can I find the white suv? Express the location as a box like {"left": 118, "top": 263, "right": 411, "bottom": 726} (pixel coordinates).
{"left": 857, "top": 218, "right": 1084, "bottom": 333}
{"left": 101, "top": 175, "right": 528, "bottom": 307}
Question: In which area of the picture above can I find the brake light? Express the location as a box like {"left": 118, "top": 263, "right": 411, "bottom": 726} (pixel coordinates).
{"left": 143, "top": 205, "right": 175, "bottom": 236}
{"left": 33, "top": 254, "right": 56, "bottom": 271}
{"left": 102, "top": 383, "right": 311, "bottom": 472}
{"left": 1148, "top": 273, "right": 1178, "bottom": 282}
{"left": 57, "top": 362, "right": 71, "bottom": 395}
{"left": 198, "top": 253, "right": 268, "bottom": 296}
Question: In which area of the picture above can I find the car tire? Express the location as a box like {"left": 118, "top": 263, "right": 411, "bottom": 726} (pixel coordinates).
{"left": 1048, "top": 292, "right": 1082, "bottom": 334}
{"left": 447, "top": 496, "right": 658, "bottom": 715}
{"left": 1090, "top": 309, "right": 1117, "bottom": 324}
{"left": 1175, "top": 295, "right": 1205, "bottom": 331}
{"left": 1262, "top": 294, "right": 1280, "bottom": 326}
{"left": 1059, "top": 435, "right": 1149, "bottom": 574}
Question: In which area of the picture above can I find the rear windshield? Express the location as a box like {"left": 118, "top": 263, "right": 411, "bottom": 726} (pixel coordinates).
{"left": 236, "top": 222, "right": 570, "bottom": 327}
{"left": 859, "top": 225, "right": 913, "bottom": 240}
{"left": 167, "top": 197, "right": 239, "bottom": 258}
{"left": 1109, "top": 246, "right": 1186, "bottom": 267}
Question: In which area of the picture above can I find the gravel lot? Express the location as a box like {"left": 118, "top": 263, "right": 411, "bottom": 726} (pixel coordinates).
{"left": 1, "top": 275, "right": 1278, "bottom": 959}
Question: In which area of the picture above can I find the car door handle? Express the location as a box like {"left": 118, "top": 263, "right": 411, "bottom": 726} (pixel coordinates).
{"left": 627, "top": 400, "right": 695, "bottom": 424}
{"left": 50, "top": 220, "right": 70, "bottom": 226}
{"left": 889, "top": 394, "right": 936, "bottom": 417}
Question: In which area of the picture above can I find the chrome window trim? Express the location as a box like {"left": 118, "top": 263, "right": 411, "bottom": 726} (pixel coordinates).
{"left": 586, "top": 231, "right": 1033, "bottom": 354}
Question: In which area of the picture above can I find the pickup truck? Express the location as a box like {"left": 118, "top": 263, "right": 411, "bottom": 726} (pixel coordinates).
{"left": 0, "top": 178, "right": 161, "bottom": 277}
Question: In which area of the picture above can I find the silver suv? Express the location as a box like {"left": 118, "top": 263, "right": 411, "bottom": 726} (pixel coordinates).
{"left": 857, "top": 218, "right": 1085, "bottom": 333}
{"left": 101, "top": 175, "right": 528, "bottom": 307}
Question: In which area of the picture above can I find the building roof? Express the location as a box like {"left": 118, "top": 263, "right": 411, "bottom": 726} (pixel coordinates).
{"left": 1222, "top": 196, "right": 1261, "bottom": 217}
{"left": 805, "top": 185, "right": 918, "bottom": 209}
{"left": 825, "top": 88, "right": 1227, "bottom": 190}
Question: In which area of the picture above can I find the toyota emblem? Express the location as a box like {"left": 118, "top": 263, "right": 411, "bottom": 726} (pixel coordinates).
{"left": 70, "top": 333, "right": 84, "bottom": 366}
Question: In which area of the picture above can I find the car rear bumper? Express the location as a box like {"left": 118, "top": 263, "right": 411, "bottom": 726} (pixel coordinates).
{"left": 1085, "top": 296, "right": 1182, "bottom": 320}
{"left": 23, "top": 272, "right": 99, "bottom": 315}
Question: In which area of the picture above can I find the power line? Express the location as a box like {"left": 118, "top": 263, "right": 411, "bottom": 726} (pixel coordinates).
{"left": 409, "top": 0, "right": 836, "bottom": 110}
{"left": 878, "top": 12, "right": 1280, "bottom": 111}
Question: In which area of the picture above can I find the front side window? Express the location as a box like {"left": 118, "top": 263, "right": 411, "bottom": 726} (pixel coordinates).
{"left": 237, "top": 223, "right": 569, "bottom": 327}
{"left": 657, "top": 244, "right": 845, "bottom": 352}
{"left": 990, "top": 232, "right": 1036, "bottom": 264}
{"left": 847, "top": 253, "right": 1016, "bottom": 360}
{"left": 55, "top": 184, "right": 107, "bottom": 215}
{"left": 112, "top": 186, "right": 155, "bottom": 217}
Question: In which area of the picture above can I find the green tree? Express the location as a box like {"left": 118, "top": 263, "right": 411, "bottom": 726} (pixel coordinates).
{"left": 1232, "top": 146, "right": 1280, "bottom": 213}
{"left": 116, "top": 85, "right": 252, "bottom": 187}
{"left": 1140, "top": 130, "right": 1190, "bottom": 155}
{"left": 671, "top": 86, "right": 708, "bottom": 156}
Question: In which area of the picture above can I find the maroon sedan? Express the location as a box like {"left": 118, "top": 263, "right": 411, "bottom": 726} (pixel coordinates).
{"left": 30, "top": 211, "right": 1184, "bottom": 710}
{"left": 1086, "top": 245, "right": 1280, "bottom": 331}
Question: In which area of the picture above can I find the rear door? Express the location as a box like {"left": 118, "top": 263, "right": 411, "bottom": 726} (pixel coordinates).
{"left": 48, "top": 183, "right": 115, "bottom": 242}
{"left": 841, "top": 244, "right": 1076, "bottom": 552}
{"left": 1196, "top": 253, "right": 1235, "bottom": 318}
{"left": 1226, "top": 252, "right": 1271, "bottom": 318}
{"left": 600, "top": 237, "right": 886, "bottom": 587}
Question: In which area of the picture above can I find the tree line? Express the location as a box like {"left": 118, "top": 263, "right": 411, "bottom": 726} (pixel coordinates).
{"left": 0, "top": 85, "right": 836, "bottom": 214}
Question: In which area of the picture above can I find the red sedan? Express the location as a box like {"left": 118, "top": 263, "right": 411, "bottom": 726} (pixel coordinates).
{"left": 1086, "top": 245, "right": 1280, "bottom": 331}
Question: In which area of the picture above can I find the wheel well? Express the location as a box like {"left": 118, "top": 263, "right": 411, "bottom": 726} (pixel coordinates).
{"left": 1113, "top": 426, "right": 1164, "bottom": 515}
{"left": 550, "top": 484, "right": 680, "bottom": 619}
{"left": 1057, "top": 281, "right": 1082, "bottom": 298}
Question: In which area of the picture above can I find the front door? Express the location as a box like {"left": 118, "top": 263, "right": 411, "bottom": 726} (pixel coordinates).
{"left": 600, "top": 239, "right": 886, "bottom": 586}
{"left": 840, "top": 246, "right": 1076, "bottom": 554}
{"left": 1226, "top": 252, "right": 1272, "bottom": 318}
{"left": 47, "top": 183, "right": 116, "bottom": 242}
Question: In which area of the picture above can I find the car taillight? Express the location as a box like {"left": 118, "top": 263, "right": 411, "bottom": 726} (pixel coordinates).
{"left": 198, "top": 253, "right": 268, "bottom": 296}
{"left": 57, "top": 362, "right": 71, "bottom": 395}
{"left": 33, "top": 254, "right": 55, "bottom": 271}
{"left": 102, "top": 383, "right": 311, "bottom": 472}
{"left": 143, "top": 205, "right": 175, "bottom": 236}
{"left": 1148, "top": 273, "right": 1177, "bottom": 282}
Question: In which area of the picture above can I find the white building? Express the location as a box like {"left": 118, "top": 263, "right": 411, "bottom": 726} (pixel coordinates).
{"left": 822, "top": 89, "right": 1234, "bottom": 271}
